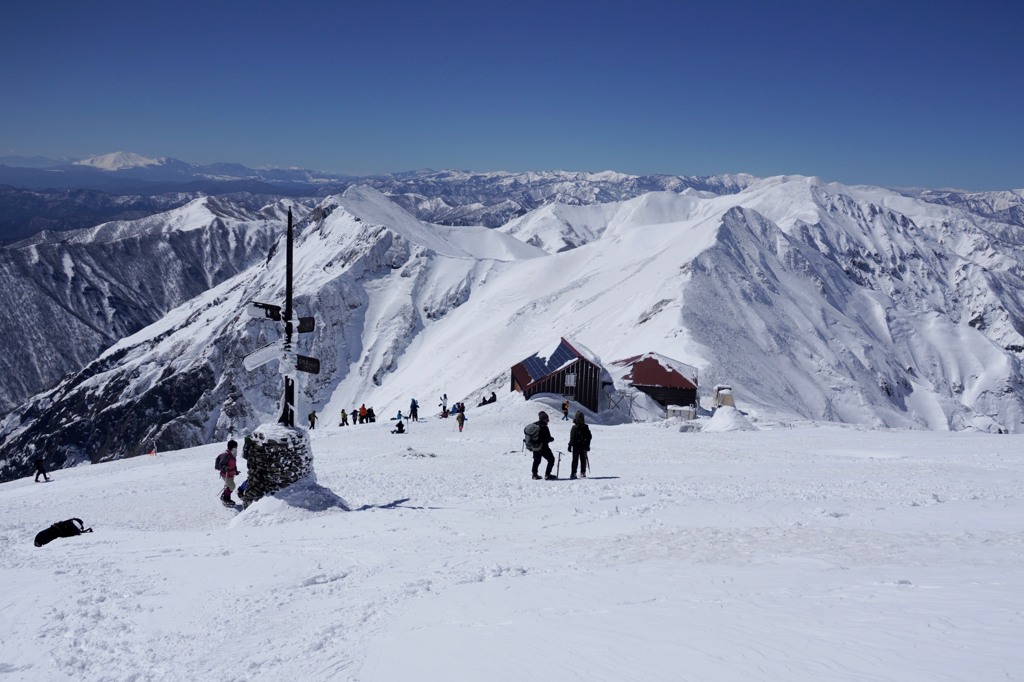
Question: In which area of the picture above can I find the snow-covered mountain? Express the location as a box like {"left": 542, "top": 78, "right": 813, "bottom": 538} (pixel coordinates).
{"left": 1, "top": 176, "right": 1022, "bottom": 481}
{"left": 0, "top": 186, "right": 200, "bottom": 243}
{"left": 911, "top": 187, "right": 1024, "bottom": 230}
{"left": 0, "top": 197, "right": 310, "bottom": 413}
{"left": 73, "top": 151, "right": 164, "bottom": 171}
{"left": 1, "top": 161, "right": 753, "bottom": 239}
{"left": 0, "top": 154, "right": 347, "bottom": 197}
{"left": 0, "top": 169, "right": 750, "bottom": 390}
{"left": 365, "top": 169, "right": 755, "bottom": 227}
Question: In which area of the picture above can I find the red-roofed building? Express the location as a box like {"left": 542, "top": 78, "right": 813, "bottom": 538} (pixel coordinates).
{"left": 611, "top": 352, "right": 699, "bottom": 409}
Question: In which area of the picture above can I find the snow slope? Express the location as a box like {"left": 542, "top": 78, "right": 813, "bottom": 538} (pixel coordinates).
{"left": 2, "top": 400, "right": 1022, "bottom": 681}
{"left": 0, "top": 197, "right": 302, "bottom": 412}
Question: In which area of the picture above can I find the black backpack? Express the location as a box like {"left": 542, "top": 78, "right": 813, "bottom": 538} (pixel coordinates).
{"left": 214, "top": 452, "right": 228, "bottom": 472}
{"left": 34, "top": 518, "right": 92, "bottom": 547}
{"left": 523, "top": 422, "right": 544, "bottom": 452}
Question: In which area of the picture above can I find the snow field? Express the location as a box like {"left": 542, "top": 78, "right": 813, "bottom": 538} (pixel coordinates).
{"left": 2, "top": 400, "right": 1022, "bottom": 681}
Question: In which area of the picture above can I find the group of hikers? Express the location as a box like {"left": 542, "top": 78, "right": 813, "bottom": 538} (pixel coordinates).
{"left": 213, "top": 391, "right": 596, "bottom": 505}
{"left": 524, "top": 409, "right": 592, "bottom": 480}
{"left": 335, "top": 404, "right": 380, "bottom": 427}
{"left": 393, "top": 396, "right": 462, "bottom": 433}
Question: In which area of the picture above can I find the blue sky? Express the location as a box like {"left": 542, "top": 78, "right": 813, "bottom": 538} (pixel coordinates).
{"left": 2, "top": 0, "right": 1022, "bottom": 189}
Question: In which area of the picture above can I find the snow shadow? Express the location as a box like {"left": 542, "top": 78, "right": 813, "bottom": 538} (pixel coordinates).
{"left": 271, "top": 479, "right": 351, "bottom": 512}
{"left": 353, "top": 497, "right": 444, "bottom": 511}
{"left": 230, "top": 478, "right": 350, "bottom": 528}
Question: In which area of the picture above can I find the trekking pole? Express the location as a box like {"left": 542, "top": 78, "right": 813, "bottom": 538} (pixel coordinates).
{"left": 556, "top": 451, "right": 562, "bottom": 478}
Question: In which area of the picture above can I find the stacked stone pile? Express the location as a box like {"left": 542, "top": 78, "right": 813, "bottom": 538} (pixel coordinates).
{"left": 240, "top": 423, "right": 313, "bottom": 508}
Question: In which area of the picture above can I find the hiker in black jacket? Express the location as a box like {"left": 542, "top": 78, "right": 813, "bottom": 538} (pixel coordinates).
{"left": 34, "top": 458, "right": 50, "bottom": 482}
{"left": 568, "top": 412, "right": 592, "bottom": 479}
{"left": 531, "top": 411, "right": 556, "bottom": 480}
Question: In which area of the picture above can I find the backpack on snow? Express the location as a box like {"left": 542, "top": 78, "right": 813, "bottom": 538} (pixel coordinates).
{"left": 214, "top": 452, "right": 228, "bottom": 472}
{"left": 34, "top": 518, "right": 92, "bottom": 547}
{"left": 523, "top": 423, "right": 544, "bottom": 452}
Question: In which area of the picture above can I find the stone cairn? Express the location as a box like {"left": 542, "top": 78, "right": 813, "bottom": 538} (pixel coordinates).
{"left": 239, "top": 423, "right": 313, "bottom": 509}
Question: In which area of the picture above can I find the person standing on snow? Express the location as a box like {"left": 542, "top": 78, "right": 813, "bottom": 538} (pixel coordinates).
{"left": 217, "top": 439, "right": 240, "bottom": 505}
{"left": 561, "top": 400, "right": 570, "bottom": 420}
{"left": 530, "top": 411, "right": 556, "bottom": 480}
{"left": 456, "top": 409, "right": 466, "bottom": 432}
{"left": 410, "top": 398, "right": 419, "bottom": 422}
{"left": 308, "top": 410, "right": 318, "bottom": 429}
{"left": 568, "top": 412, "right": 592, "bottom": 479}
{"left": 340, "top": 409, "right": 349, "bottom": 427}
{"left": 34, "top": 458, "right": 51, "bottom": 482}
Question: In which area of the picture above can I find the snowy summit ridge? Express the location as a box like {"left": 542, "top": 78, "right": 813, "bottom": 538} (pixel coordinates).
{"left": 1, "top": 173, "right": 1023, "bottom": 480}
{"left": 73, "top": 151, "right": 164, "bottom": 171}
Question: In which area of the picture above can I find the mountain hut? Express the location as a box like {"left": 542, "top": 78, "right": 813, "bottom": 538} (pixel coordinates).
{"left": 510, "top": 337, "right": 606, "bottom": 412}
{"left": 612, "top": 352, "right": 699, "bottom": 410}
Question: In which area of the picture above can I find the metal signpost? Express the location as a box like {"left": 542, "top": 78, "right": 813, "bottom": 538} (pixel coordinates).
{"left": 242, "top": 208, "right": 320, "bottom": 427}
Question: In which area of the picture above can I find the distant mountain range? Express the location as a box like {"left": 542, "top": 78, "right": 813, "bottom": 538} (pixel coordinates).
{"left": 1, "top": 168, "right": 1022, "bottom": 481}
{"left": 0, "top": 152, "right": 350, "bottom": 191}
{"left": 0, "top": 153, "right": 755, "bottom": 241}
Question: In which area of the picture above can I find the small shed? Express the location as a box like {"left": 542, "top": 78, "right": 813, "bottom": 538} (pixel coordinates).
{"left": 612, "top": 352, "right": 699, "bottom": 409}
{"left": 511, "top": 337, "right": 605, "bottom": 412}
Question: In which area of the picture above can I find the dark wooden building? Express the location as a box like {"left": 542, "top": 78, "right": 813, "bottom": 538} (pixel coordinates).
{"left": 612, "top": 352, "right": 699, "bottom": 408}
{"left": 511, "top": 337, "right": 604, "bottom": 412}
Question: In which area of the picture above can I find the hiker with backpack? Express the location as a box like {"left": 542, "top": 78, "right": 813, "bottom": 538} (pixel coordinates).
{"left": 524, "top": 410, "right": 556, "bottom": 480}
{"left": 215, "top": 439, "right": 240, "bottom": 506}
{"left": 561, "top": 400, "right": 570, "bottom": 420}
{"left": 568, "top": 412, "right": 592, "bottom": 479}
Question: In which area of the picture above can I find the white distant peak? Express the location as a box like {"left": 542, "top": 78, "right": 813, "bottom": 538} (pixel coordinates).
{"left": 74, "top": 152, "right": 163, "bottom": 170}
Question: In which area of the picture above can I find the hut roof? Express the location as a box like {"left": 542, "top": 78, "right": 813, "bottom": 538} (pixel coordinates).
{"left": 512, "top": 337, "right": 598, "bottom": 390}
{"left": 612, "top": 352, "right": 698, "bottom": 389}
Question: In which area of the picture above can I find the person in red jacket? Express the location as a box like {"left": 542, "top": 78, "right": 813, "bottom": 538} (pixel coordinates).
{"left": 216, "top": 439, "right": 239, "bottom": 505}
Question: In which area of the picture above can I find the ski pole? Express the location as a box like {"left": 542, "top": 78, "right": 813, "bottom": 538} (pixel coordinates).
{"left": 556, "top": 451, "right": 562, "bottom": 478}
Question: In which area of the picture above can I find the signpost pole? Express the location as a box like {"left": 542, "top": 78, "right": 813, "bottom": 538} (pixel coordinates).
{"left": 278, "top": 208, "right": 296, "bottom": 427}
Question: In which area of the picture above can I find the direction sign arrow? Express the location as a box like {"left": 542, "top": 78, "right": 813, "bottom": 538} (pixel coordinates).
{"left": 248, "top": 301, "right": 282, "bottom": 322}
{"left": 295, "top": 354, "right": 321, "bottom": 375}
{"left": 242, "top": 342, "right": 281, "bottom": 371}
